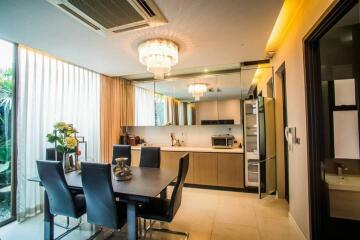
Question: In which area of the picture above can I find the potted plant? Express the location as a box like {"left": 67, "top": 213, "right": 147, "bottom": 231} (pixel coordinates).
{"left": 46, "top": 122, "right": 78, "bottom": 171}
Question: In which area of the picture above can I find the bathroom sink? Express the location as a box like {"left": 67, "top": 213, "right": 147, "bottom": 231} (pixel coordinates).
{"left": 325, "top": 174, "right": 360, "bottom": 192}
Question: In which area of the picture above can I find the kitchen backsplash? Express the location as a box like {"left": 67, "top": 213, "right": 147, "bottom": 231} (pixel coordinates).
{"left": 126, "top": 125, "right": 243, "bottom": 148}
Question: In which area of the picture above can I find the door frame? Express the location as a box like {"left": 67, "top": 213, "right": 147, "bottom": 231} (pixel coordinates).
{"left": 304, "top": 0, "right": 359, "bottom": 239}
{"left": 276, "top": 62, "right": 289, "bottom": 201}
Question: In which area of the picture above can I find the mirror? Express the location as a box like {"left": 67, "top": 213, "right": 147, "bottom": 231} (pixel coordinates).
{"left": 133, "top": 80, "right": 155, "bottom": 126}
{"left": 152, "top": 72, "right": 245, "bottom": 126}
{"left": 132, "top": 66, "right": 271, "bottom": 126}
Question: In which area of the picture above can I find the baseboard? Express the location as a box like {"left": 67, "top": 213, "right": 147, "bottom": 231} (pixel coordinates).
{"left": 288, "top": 212, "right": 307, "bottom": 240}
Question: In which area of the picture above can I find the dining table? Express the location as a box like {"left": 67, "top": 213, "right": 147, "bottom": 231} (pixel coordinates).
{"left": 29, "top": 165, "right": 178, "bottom": 240}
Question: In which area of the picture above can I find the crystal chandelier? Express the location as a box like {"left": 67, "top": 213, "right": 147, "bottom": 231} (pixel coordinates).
{"left": 188, "top": 83, "right": 207, "bottom": 101}
{"left": 138, "top": 39, "right": 179, "bottom": 79}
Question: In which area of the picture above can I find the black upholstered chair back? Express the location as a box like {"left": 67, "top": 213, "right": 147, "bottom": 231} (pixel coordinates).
{"left": 46, "top": 148, "right": 63, "bottom": 161}
{"left": 169, "top": 153, "right": 189, "bottom": 219}
{"left": 140, "top": 147, "right": 161, "bottom": 168}
{"left": 112, "top": 145, "right": 131, "bottom": 165}
{"left": 81, "top": 162, "right": 119, "bottom": 229}
{"left": 36, "top": 160, "right": 77, "bottom": 217}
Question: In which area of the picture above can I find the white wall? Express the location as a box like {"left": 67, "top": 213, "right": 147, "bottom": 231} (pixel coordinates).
{"left": 257, "top": 0, "right": 336, "bottom": 238}
{"left": 127, "top": 125, "right": 243, "bottom": 148}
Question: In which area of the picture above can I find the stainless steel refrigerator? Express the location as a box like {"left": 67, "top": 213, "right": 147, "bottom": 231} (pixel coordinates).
{"left": 244, "top": 96, "right": 276, "bottom": 199}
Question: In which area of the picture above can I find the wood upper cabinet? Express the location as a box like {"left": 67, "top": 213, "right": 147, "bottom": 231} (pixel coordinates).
{"left": 218, "top": 153, "right": 244, "bottom": 188}
{"left": 193, "top": 152, "right": 218, "bottom": 186}
{"left": 131, "top": 150, "right": 140, "bottom": 167}
{"left": 161, "top": 151, "right": 194, "bottom": 184}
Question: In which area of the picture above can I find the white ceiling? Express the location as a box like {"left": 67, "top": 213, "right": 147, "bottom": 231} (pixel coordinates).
{"left": 0, "top": 0, "right": 282, "bottom": 77}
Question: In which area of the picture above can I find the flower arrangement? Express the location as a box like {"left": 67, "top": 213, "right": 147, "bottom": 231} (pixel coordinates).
{"left": 46, "top": 122, "right": 78, "bottom": 154}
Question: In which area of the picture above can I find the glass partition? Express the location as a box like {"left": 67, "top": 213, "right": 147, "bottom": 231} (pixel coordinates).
{"left": 0, "top": 39, "right": 15, "bottom": 226}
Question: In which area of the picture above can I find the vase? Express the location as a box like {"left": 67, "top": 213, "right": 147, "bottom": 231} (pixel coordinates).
{"left": 113, "top": 157, "right": 132, "bottom": 181}
{"left": 63, "top": 153, "right": 71, "bottom": 173}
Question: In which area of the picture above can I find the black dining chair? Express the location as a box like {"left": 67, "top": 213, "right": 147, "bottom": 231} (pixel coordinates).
{"left": 46, "top": 148, "right": 82, "bottom": 229}
{"left": 138, "top": 153, "right": 190, "bottom": 239}
{"left": 112, "top": 144, "right": 132, "bottom": 166}
{"left": 81, "top": 162, "right": 127, "bottom": 239}
{"left": 46, "top": 148, "right": 63, "bottom": 161}
{"left": 139, "top": 147, "right": 161, "bottom": 168}
{"left": 45, "top": 148, "right": 73, "bottom": 229}
{"left": 36, "top": 160, "right": 86, "bottom": 239}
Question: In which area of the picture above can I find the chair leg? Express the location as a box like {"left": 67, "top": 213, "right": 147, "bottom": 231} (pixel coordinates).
{"left": 54, "top": 217, "right": 82, "bottom": 240}
{"left": 151, "top": 228, "right": 189, "bottom": 240}
{"left": 86, "top": 226, "right": 103, "bottom": 240}
{"left": 144, "top": 220, "right": 189, "bottom": 240}
{"left": 54, "top": 216, "right": 70, "bottom": 229}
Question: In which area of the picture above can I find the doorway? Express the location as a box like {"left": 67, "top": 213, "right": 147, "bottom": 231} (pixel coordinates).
{"left": 304, "top": 0, "right": 360, "bottom": 239}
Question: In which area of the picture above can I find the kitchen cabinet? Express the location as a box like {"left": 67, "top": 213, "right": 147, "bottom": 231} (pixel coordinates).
{"left": 217, "top": 99, "right": 241, "bottom": 124}
{"left": 193, "top": 152, "right": 218, "bottom": 186}
{"left": 218, "top": 153, "right": 244, "bottom": 188}
{"left": 161, "top": 151, "right": 194, "bottom": 183}
{"left": 131, "top": 150, "right": 140, "bottom": 167}
{"left": 131, "top": 148, "right": 244, "bottom": 188}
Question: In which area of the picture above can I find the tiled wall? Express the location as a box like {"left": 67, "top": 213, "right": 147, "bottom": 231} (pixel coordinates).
{"left": 127, "top": 125, "right": 243, "bottom": 148}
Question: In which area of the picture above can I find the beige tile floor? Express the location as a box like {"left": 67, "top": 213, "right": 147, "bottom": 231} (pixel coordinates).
{"left": 0, "top": 187, "right": 305, "bottom": 240}
{"left": 153, "top": 187, "right": 305, "bottom": 240}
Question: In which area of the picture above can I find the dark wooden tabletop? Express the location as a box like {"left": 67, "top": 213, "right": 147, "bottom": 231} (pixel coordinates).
{"left": 29, "top": 166, "right": 177, "bottom": 200}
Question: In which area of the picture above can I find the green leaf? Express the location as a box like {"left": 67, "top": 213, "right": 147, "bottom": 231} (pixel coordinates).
{"left": 46, "top": 134, "right": 57, "bottom": 143}
{"left": 55, "top": 145, "right": 65, "bottom": 153}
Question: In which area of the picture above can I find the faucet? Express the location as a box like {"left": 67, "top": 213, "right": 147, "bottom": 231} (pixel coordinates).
{"left": 336, "top": 163, "right": 348, "bottom": 179}
{"left": 170, "top": 133, "right": 175, "bottom": 147}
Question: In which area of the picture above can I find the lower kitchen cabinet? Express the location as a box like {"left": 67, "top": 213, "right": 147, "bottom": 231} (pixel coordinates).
{"left": 131, "top": 149, "right": 244, "bottom": 188}
{"left": 131, "top": 149, "right": 140, "bottom": 167}
{"left": 218, "top": 153, "right": 244, "bottom": 188}
{"left": 193, "top": 152, "right": 218, "bottom": 186}
{"left": 161, "top": 151, "right": 194, "bottom": 184}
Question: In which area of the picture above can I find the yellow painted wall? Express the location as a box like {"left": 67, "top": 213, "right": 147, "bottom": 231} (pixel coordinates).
{"left": 257, "top": 0, "right": 338, "bottom": 238}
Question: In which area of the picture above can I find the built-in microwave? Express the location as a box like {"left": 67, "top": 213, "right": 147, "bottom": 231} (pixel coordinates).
{"left": 211, "top": 134, "right": 235, "bottom": 149}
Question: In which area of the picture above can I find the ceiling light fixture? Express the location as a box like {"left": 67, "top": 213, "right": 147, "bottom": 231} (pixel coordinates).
{"left": 138, "top": 39, "right": 179, "bottom": 79}
{"left": 188, "top": 83, "right": 207, "bottom": 101}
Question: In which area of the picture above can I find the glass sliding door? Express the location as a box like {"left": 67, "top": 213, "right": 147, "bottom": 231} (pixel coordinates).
{"left": 0, "top": 38, "right": 15, "bottom": 225}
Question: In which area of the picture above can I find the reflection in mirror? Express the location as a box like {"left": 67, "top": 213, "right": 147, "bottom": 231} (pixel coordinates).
{"left": 134, "top": 81, "right": 155, "bottom": 126}
{"left": 132, "top": 66, "right": 274, "bottom": 126}
{"left": 153, "top": 73, "right": 246, "bottom": 126}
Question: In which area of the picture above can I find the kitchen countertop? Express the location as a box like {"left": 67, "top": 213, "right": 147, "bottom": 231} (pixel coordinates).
{"left": 131, "top": 145, "right": 243, "bottom": 153}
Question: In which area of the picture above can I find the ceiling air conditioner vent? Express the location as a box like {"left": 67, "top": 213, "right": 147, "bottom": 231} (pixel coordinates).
{"left": 137, "top": 0, "right": 156, "bottom": 17}
{"left": 47, "top": 0, "right": 167, "bottom": 36}
{"left": 58, "top": 4, "right": 100, "bottom": 31}
{"left": 112, "top": 23, "right": 150, "bottom": 33}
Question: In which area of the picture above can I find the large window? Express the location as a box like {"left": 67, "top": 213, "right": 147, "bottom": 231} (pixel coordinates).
{"left": 0, "top": 39, "right": 15, "bottom": 225}
{"left": 16, "top": 46, "right": 100, "bottom": 221}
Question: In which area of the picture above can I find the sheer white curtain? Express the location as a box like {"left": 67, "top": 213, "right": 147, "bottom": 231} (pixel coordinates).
{"left": 135, "top": 86, "right": 155, "bottom": 126}
{"left": 16, "top": 46, "right": 100, "bottom": 221}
